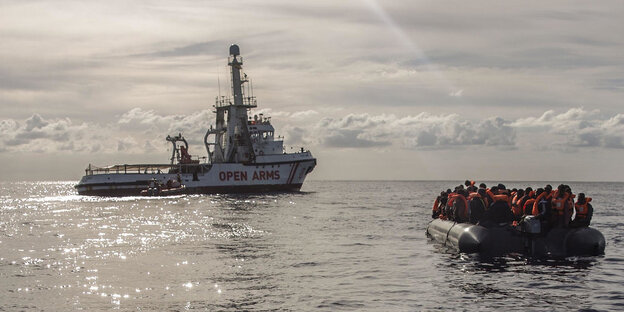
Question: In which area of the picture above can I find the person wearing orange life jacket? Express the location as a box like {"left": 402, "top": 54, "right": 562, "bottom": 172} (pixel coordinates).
{"left": 517, "top": 187, "right": 533, "bottom": 215}
{"left": 487, "top": 184, "right": 512, "bottom": 208}
{"left": 544, "top": 184, "right": 553, "bottom": 198}
{"left": 509, "top": 188, "right": 517, "bottom": 206}
{"left": 511, "top": 189, "right": 525, "bottom": 219}
{"left": 468, "top": 188, "right": 487, "bottom": 224}
{"left": 532, "top": 184, "right": 553, "bottom": 216}
{"left": 443, "top": 189, "right": 457, "bottom": 221}
{"left": 479, "top": 184, "right": 515, "bottom": 227}
{"left": 444, "top": 188, "right": 458, "bottom": 221}
{"left": 532, "top": 184, "right": 553, "bottom": 215}
{"left": 570, "top": 193, "right": 593, "bottom": 228}
{"left": 550, "top": 184, "right": 571, "bottom": 227}
{"left": 485, "top": 186, "right": 497, "bottom": 208}
{"left": 531, "top": 188, "right": 551, "bottom": 217}
{"left": 450, "top": 188, "right": 470, "bottom": 223}
{"left": 465, "top": 180, "right": 478, "bottom": 193}
{"left": 522, "top": 189, "right": 537, "bottom": 216}
{"left": 564, "top": 185, "right": 575, "bottom": 226}
{"left": 432, "top": 190, "right": 448, "bottom": 219}
{"left": 441, "top": 188, "right": 455, "bottom": 220}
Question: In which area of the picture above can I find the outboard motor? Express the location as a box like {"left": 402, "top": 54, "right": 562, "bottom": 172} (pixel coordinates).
{"left": 520, "top": 215, "right": 542, "bottom": 256}
{"left": 521, "top": 215, "right": 541, "bottom": 234}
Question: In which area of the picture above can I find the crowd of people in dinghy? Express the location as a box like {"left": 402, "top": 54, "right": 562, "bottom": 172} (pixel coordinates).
{"left": 432, "top": 180, "right": 593, "bottom": 229}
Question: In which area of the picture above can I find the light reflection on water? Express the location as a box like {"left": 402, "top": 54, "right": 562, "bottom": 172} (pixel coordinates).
{"left": 0, "top": 181, "right": 282, "bottom": 310}
{"left": 0, "top": 181, "right": 623, "bottom": 310}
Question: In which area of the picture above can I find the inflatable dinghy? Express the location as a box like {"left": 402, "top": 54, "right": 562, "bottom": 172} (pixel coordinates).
{"left": 426, "top": 217, "right": 605, "bottom": 257}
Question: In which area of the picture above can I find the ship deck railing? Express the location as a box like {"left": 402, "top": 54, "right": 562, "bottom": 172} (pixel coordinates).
{"left": 84, "top": 163, "right": 205, "bottom": 176}
{"left": 214, "top": 96, "right": 257, "bottom": 108}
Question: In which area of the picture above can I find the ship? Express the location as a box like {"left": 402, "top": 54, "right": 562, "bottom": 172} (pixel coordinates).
{"left": 75, "top": 44, "right": 316, "bottom": 196}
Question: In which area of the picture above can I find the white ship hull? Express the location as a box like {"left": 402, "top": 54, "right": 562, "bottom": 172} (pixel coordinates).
{"left": 76, "top": 156, "right": 316, "bottom": 196}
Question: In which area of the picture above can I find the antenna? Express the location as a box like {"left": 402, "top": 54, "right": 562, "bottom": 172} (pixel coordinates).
{"left": 217, "top": 67, "right": 222, "bottom": 99}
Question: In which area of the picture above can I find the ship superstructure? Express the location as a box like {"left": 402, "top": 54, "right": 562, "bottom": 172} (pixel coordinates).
{"left": 75, "top": 45, "right": 316, "bottom": 196}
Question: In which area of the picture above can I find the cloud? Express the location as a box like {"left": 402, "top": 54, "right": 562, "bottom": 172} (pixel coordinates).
{"left": 304, "top": 112, "right": 515, "bottom": 150}
{"left": 2, "top": 114, "right": 89, "bottom": 150}
{"left": 132, "top": 40, "right": 229, "bottom": 58}
{"left": 324, "top": 129, "right": 391, "bottom": 148}
{"left": 284, "top": 108, "right": 622, "bottom": 152}
{"left": 1, "top": 107, "right": 621, "bottom": 162}
{"left": 0, "top": 113, "right": 138, "bottom": 154}
{"left": 512, "top": 108, "right": 624, "bottom": 149}
{"left": 290, "top": 110, "right": 319, "bottom": 119}
{"left": 118, "top": 108, "right": 213, "bottom": 144}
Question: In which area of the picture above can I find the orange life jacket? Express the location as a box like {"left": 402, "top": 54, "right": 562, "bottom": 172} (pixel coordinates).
{"left": 532, "top": 192, "right": 550, "bottom": 215}
{"left": 449, "top": 193, "right": 469, "bottom": 220}
{"left": 486, "top": 189, "right": 508, "bottom": 202}
{"left": 511, "top": 194, "right": 522, "bottom": 216}
{"left": 447, "top": 194, "right": 456, "bottom": 208}
{"left": 524, "top": 198, "right": 537, "bottom": 215}
{"left": 468, "top": 192, "right": 487, "bottom": 210}
{"left": 574, "top": 198, "right": 592, "bottom": 219}
{"left": 468, "top": 192, "right": 478, "bottom": 200}
{"left": 433, "top": 198, "right": 440, "bottom": 212}
{"left": 550, "top": 191, "right": 570, "bottom": 216}
{"left": 475, "top": 191, "right": 489, "bottom": 208}
{"left": 492, "top": 194, "right": 511, "bottom": 207}
{"left": 440, "top": 193, "right": 454, "bottom": 218}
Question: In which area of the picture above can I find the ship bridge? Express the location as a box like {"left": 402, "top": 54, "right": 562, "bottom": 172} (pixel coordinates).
{"left": 248, "top": 114, "right": 284, "bottom": 156}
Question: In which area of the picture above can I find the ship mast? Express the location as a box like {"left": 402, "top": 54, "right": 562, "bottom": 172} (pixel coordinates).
{"left": 205, "top": 44, "right": 257, "bottom": 164}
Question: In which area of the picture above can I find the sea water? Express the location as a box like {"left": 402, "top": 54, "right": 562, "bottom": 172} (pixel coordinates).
{"left": 0, "top": 181, "right": 623, "bottom": 311}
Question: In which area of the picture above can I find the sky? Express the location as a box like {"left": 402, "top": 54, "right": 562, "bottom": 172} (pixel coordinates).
{"left": 1, "top": 0, "right": 623, "bottom": 181}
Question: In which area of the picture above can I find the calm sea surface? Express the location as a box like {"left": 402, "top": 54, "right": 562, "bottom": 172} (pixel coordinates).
{"left": 1, "top": 181, "right": 623, "bottom": 311}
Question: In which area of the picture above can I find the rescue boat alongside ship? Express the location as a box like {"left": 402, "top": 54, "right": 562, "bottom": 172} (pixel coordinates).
{"left": 75, "top": 44, "right": 316, "bottom": 196}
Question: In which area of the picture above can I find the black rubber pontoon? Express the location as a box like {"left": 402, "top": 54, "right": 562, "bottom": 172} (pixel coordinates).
{"left": 426, "top": 218, "right": 605, "bottom": 257}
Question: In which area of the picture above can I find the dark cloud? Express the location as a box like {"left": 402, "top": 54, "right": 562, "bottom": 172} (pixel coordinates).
{"left": 24, "top": 114, "right": 48, "bottom": 131}
{"left": 324, "top": 129, "right": 391, "bottom": 148}
{"left": 403, "top": 115, "right": 515, "bottom": 149}
{"left": 417, "top": 131, "right": 436, "bottom": 146}
{"left": 283, "top": 126, "right": 306, "bottom": 145}
{"left": 133, "top": 40, "right": 229, "bottom": 58}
